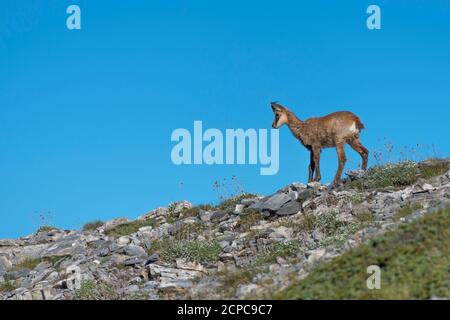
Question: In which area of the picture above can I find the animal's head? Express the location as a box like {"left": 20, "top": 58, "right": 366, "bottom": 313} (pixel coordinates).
{"left": 271, "top": 101, "right": 289, "bottom": 129}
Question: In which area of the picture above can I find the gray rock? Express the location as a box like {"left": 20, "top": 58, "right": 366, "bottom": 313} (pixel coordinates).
{"left": 123, "top": 245, "right": 147, "bottom": 258}
{"left": 240, "top": 198, "right": 259, "bottom": 206}
{"left": 199, "top": 211, "right": 213, "bottom": 222}
{"left": 117, "top": 236, "right": 131, "bottom": 245}
{"left": 210, "top": 211, "right": 228, "bottom": 222}
{"left": 139, "top": 207, "right": 168, "bottom": 220}
{"left": 276, "top": 201, "right": 302, "bottom": 216}
{"left": 235, "top": 283, "right": 260, "bottom": 297}
{"left": 124, "top": 257, "right": 145, "bottom": 266}
{"left": 145, "top": 253, "right": 159, "bottom": 265}
{"left": 171, "top": 201, "right": 193, "bottom": 216}
{"left": 0, "top": 239, "right": 19, "bottom": 247}
{"left": 307, "top": 181, "right": 321, "bottom": 189}
{"left": 297, "top": 188, "right": 315, "bottom": 202}
{"left": 307, "top": 248, "right": 326, "bottom": 264}
{"left": 103, "top": 217, "right": 129, "bottom": 232}
{"left": 5, "top": 268, "right": 31, "bottom": 281}
{"left": 269, "top": 227, "right": 293, "bottom": 239}
{"left": 42, "top": 237, "right": 84, "bottom": 258}
{"left": 250, "top": 192, "right": 291, "bottom": 212}
{"left": 98, "top": 240, "right": 120, "bottom": 257}
{"left": 234, "top": 204, "right": 245, "bottom": 214}
{"left": 125, "top": 284, "right": 140, "bottom": 294}
{"left": 0, "top": 256, "right": 12, "bottom": 274}
{"left": 143, "top": 281, "right": 159, "bottom": 290}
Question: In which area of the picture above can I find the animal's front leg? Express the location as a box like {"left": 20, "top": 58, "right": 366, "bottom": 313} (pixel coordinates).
{"left": 312, "top": 147, "right": 322, "bottom": 182}
{"left": 308, "top": 150, "right": 315, "bottom": 183}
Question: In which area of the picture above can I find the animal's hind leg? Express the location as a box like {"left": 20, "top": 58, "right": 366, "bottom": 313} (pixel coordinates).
{"left": 333, "top": 143, "right": 346, "bottom": 185}
{"left": 308, "top": 150, "right": 315, "bottom": 183}
{"left": 349, "top": 139, "right": 369, "bottom": 172}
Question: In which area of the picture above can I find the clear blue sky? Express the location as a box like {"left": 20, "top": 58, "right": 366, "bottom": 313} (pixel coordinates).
{"left": 1, "top": 0, "right": 449, "bottom": 238}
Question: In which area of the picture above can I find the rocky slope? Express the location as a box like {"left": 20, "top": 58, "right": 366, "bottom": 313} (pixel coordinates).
{"left": 1, "top": 158, "right": 449, "bottom": 300}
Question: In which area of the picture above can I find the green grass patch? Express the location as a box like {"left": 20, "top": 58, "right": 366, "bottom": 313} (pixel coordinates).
{"left": 37, "top": 225, "right": 56, "bottom": 233}
{"left": 280, "top": 213, "right": 317, "bottom": 234}
{"left": 11, "top": 257, "right": 42, "bottom": 271}
{"left": 275, "top": 206, "right": 450, "bottom": 299}
{"left": 354, "top": 211, "right": 375, "bottom": 225}
{"left": 365, "top": 161, "right": 418, "bottom": 189}
{"left": 148, "top": 239, "right": 222, "bottom": 264}
{"left": 236, "top": 208, "right": 263, "bottom": 232}
{"left": 220, "top": 268, "right": 257, "bottom": 288}
{"left": 418, "top": 160, "right": 450, "bottom": 179}
{"left": 74, "top": 280, "right": 98, "bottom": 300}
{"left": 394, "top": 203, "right": 423, "bottom": 221}
{"left": 169, "top": 222, "right": 207, "bottom": 241}
{"left": 73, "top": 280, "right": 118, "bottom": 300}
{"left": 256, "top": 240, "right": 302, "bottom": 265}
{"left": 217, "top": 193, "right": 258, "bottom": 210}
{"left": 0, "top": 281, "right": 16, "bottom": 293}
{"left": 82, "top": 220, "right": 104, "bottom": 231}
{"left": 166, "top": 204, "right": 214, "bottom": 224}
{"left": 347, "top": 193, "right": 366, "bottom": 205}
{"left": 105, "top": 219, "right": 156, "bottom": 237}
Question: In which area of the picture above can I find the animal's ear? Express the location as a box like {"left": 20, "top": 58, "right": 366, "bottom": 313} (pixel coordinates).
{"left": 271, "top": 101, "right": 284, "bottom": 112}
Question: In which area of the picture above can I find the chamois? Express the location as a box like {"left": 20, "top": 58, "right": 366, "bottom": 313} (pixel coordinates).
{"left": 271, "top": 102, "right": 369, "bottom": 186}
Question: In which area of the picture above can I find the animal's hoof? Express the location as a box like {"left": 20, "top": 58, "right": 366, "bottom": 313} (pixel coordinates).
{"left": 328, "top": 181, "right": 344, "bottom": 192}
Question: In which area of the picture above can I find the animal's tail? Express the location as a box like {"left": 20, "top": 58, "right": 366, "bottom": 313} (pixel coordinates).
{"left": 356, "top": 118, "right": 365, "bottom": 130}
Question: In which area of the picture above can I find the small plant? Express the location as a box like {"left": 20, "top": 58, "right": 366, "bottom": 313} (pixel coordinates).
{"left": 256, "top": 240, "right": 302, "bottom": 265}
{"left": 45, "top": 255, "right": 70, "bottom": 271}
{"left": 217, "top": 193, "right": 258, "bottom": 210}
{"left": 73, "top": 280, "right": 118, "bottom": 300}
{"left": 220, "top": 268, "right": 257, "bottom": 288}
{"left": 126, "top": 291, "right": 149, "bottom": 300}
{"left": 82, "top": 220, "right": 104, "bottom": 231}
{"left": 149, "top": 239, "right": 221, "bottom": 264}
{"left": 73, "top": 280, "right": 97, "bottom": 300}
{"left": 359, "top": 161, "right": 418, "bottom": 189}
{"left": 11, "top": 257, "right": 42, "bottom": 271}
{"left": 394, "top": 202, "right": 423, "bottom": 221}
{"left": 278, "top": 213, "right": 316, "bottom": 234}
{"left": 169, "top": 222, "right": 207, "bottom": 241}
{"left": 105, "top": 219, "right": 156, "bottom": 237}
{"left": 306, "top": 210, "right": 375, "bottom": 249}
{"left": 313, "top": 222, "right": 363, "bottom": 248}
{"left": 213, "top": 175, "right": 251, "bottom": 204}
{"left": 0, "top": 281, "right": 16, "bottom": 293}
{"left": 314, "top": 212, "right": 346, "bottom": 236}
{"left": 347, "top": 193, "right": 366, "bottom": 205}
{"left": 166, "top": 204, "right": 214, "bottom": 224}
{"left": 37, "top": 225, "right": 56, "bottom": 233}
{"left": 32, "top": 210, "right": 56, "bottom": 233}
{"left": 418, "top": 159, "right": 450, "bottom": 179}
{"left": 354, "top": 211, "right": 375, "bottom": 225}
{"left": 236, "top": 208, "right": 263, "bottom": 232}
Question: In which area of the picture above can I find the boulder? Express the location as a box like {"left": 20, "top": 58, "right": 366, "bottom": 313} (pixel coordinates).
{"left": 123, "top": 245, "right": 147, "bottom": 258}
{"left": 103, "top": 218, "right": 129, "bottom": 232}
{"left": 276, "top": 201, "right": 302, "bottom": 216}
{"left": 269, "top": 227, "right": 293, "bottom": 239}
{"left": 250, "top": 192, "right": 291, "bottom": 212}
{"left": 0, "top": 256, "right": 12, "bottom": 274}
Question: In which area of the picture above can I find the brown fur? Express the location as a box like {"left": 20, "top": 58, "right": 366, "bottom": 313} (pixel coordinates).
{"left": 271, "top": 102, "right": 369, "bottom": 185}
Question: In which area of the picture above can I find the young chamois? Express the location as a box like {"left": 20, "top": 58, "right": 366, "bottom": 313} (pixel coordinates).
{"left": 271, "top": 102, "right": 369, "bottom": 186}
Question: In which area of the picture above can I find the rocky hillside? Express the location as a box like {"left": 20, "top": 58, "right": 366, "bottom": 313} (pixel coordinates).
{"left": 1, "top": 158, "right": 449, "bottom": 300}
